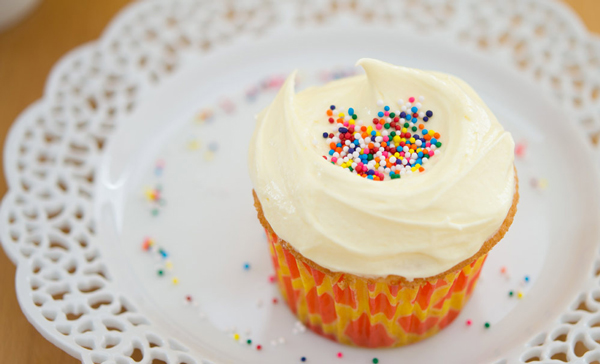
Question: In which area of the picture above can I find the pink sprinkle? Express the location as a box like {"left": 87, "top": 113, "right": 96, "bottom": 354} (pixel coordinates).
{"left": 383, "top": 136, "right": 389, "bottom": 142}
{"left": 466, "top": 319, "right": 472, "bottom": 326}
{"left": 515, "top": 142, "right": 526, "bottom": 158}
{"left": 337, "top": 352, "right": 343, "bottom": 358}
{"left": 426, "top": 142, "right": 431, "bottom": 147}
{"left": 363, "top": 148, "right": 370, "bottom": 154}
{"left": 409, "top": 97, "right": 415, "bottom": 103}
{"left": 375, "top": 124, "right": 382, "bottom": 130}
{"left": 269, "top": 275, "right": 276, "bottom": 283}
{"left": 343, "top": 121, "right": 349, "bottom": 127}
{"left": 429, "top": 151, "right": 435, "bottom": 156}
{"left": 384, "top": 111, "right": 389, "bottom": 116}
{"left": 332, "top": 157, "right": 338, "bottom": 163}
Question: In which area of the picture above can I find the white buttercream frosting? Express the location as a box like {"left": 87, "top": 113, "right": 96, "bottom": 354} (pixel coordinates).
{"left": 248, "top": 59, "right": 516, "bottom": 279}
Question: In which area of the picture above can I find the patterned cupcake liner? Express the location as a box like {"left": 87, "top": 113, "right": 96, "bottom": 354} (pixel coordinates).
{"left": 266, "top": 228, "right": 486, "bottom": 348}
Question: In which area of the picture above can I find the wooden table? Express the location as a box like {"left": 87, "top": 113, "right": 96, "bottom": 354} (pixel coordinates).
{"left": 0, "top": 1, "right": 598, "bottom": 363}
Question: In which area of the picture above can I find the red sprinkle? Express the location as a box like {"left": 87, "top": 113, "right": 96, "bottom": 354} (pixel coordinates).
{"left": 272, "top": 298, "right": 278, "bottom": 304}
{"left": 256, "top": 345, "right": 262, "bottom": 350}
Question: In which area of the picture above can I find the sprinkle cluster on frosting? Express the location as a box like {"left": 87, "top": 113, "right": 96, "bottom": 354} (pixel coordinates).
{"left": 322, "top": 96, "right": 442, "bottom": 181}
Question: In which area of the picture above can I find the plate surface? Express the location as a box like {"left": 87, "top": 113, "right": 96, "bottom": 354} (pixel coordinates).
{"left": 4, "top": 1, "right": 600, "bottom": 364}
{"left": 96, "top": 29, "right": 600, "bottom": 363}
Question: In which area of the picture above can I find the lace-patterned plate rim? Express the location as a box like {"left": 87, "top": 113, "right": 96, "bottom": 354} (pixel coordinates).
{"left": 2, "top": 1, "right": 600, "bottom": 364}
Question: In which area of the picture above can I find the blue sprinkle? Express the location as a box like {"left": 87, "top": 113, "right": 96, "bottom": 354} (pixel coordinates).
{"left": 338, "top": 127, "right": 348, "bottom": 133}
{"left": 411, "top": 106, "right": 418, "bottom": 113}
{"left": 367, "top": 175, "right": 374, "bottom": 180}
{"left": 348, "top": 148, "right": 355, "bottom": 153}
{"left": 416, "top": 158, "right": 422, "bottom": 164}
{"left": 371, "top": 131, "right": 376, "bottom": 136}
{"left": 328, "top": 150, "right": 334, "bottom": 155}
{"left": 301, "top": 358, "right": 306, "bottom": 362}
{"left": 378, "top": 111, "right": 384, "bottom": 117}
{"left": 322, "top": 132, "right": 328, "bottom": 138}
{"left": 384, "top": 106, "right": 390, "bottom": 111}
{"left": 418, "top": 151, "right": 424, "bottom": 157}
{"left": 367, "top": 170, "right": 375, "bottom": 176}
{"left": 422, "top": 129, "right": 428, "bottom": 135}
{"left": 406, "top": 114, "right": 412, "bottom": 121}
{"left": 431, "top": 138, "right": 437, "bottom": 144}
{"left": 336, "top": 143, "right": 342, "bottom": 148}
{"left": 244, "top": 263, "right": 251, "bottom": 270}
{"left": 423, "top": 116, "right": 429, "bottom": 122}
{"left": 396, "top": 146, "right": 403, "bottom": 152}
{"left": 348, "top": 107, "right": 354, "bottom": 115}
{"left": 159, "top": 249, "right": 168, "bottom": 258}
{"left": 400, "top": 112, "right": 407, "bottom": 118}
{"left": 524, "top": 276, "right": 530, "bottom": 283}
{"left": 330, "top": 105, "right": 336, "bottom": 110}
{"left": 426, "top": 110, "right": 433, "bottom": 117}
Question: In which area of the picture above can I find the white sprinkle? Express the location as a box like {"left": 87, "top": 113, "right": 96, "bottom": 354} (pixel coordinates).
{"left": 312, "top": 139, "right": 318, "bottom": 145}
{"left": 377, "top": 100, "right": 384, "bottom": 106}
{"left": 401, "top": 106, "right": 407, "bottom": 111}
{"left": 397, "top": 99, "right": 404, "bottom": 105}
{"left": 419, "top": 96, "right": 425, "bottom": 102}
{"left": 381, "top": 130, "right": 389, "bottom": 136}
{"left": 416, "top": 102, "right": 422, "bottom": 108}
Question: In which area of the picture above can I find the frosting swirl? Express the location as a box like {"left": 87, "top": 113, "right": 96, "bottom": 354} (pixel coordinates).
{"left": 248, "top": 59, "right": 516, "bottom": 279}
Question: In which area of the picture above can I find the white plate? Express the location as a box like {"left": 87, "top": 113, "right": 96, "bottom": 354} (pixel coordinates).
{"left": 4, "top": 1, "right": 600, "bottom": 364}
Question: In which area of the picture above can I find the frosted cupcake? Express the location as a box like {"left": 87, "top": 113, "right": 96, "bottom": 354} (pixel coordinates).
{"left": 248, "top": 59, "right": 518, "bottom": 348}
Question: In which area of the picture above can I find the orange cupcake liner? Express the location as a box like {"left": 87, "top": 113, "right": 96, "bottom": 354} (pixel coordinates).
{"left": 266, "top": 228, "right": 487, "bottom": 348}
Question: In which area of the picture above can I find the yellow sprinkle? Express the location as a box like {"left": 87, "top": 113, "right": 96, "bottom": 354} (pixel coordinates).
{"left": 399, "top": 156, "right": 404, "bottom": 160}
{"left": 517, "top": 291, "right": 523, "bottom": 299}
{"left": 410, "top": 138, "right": 415, "bottom": 143}
{"left": 338, "top": 113, "right": 345, "bottom": 117}
{"left": 187, "top": 140, "right": 200, "bottom": 150}
{"left": 428, "top": 130, "right": 435, "bottom": 136}
{"left": 233, "top": 333, "right": 240, "bottom": 341}
{"left": 415, "top": 164, "right": 421, "bottom": 168}
{"left": 349, "top": 120, "right": 355, "bottom": 125}
{"left": 401, "top": 128, "right": 407, "bottom": 133}
{"left": 172, "top": 277, "right": 179, "bottom": 285}
{"left": 539, "top": 178, "right": 548, "bottom": 189}
{"left": 394, "top": 152, "right": 400, "bottom": 158}
{"left": 375, "top": 164, "right": 380, "bottom": 169}
{"left": 165, "top": 261, "right": 173, "bottom": 270}
{"left": 204, "top": 151, "right": 215, "bottom": 161}
{"left": 144, "top": 189, "right": 154, "bottom": 200}
{"left": 376, "top": 131, "right": 381, "bottom": 136}
{"left": 393, "top": 136, "right": 400, "bottom": 143}
{"left": 411, "top": 167, "right": 417, "bottom": 172}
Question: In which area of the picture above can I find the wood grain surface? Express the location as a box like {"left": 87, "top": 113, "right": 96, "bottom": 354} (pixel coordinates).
{"left": 0, "top": 1, "right": 598, "bottom": 363}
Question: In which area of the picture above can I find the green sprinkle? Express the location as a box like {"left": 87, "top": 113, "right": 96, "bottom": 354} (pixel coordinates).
{"left": 384, "top": 123, "right": 390, "bottom": 129}
{"left": 509, "top": 291, "right": 514, "bottom": 297}
{"left": 157, "top": 269, "right": 164, "bottom": 276}
{"left": 352, "top": 114, "right": 357, "bottom": 120}
{"left": 247, "top": 339, "right": 252, "bottom": 345}
{"left": 403, "top": 123, "right": 409, "bottom": 128}
{"left": 436, "top": 142, "right": 442, "bottom": 148}
{"left": 389, "top": 112, "right": 395, "bottom": 118}
{"left": 151, "top": 208, "right": 159, "bottom": 216}
{"left": 349, "top": 167, "right": 354, "bottom": 172}
{"left": 484, "top": 322, "right": 490, "bottom": 329}
{"left": 373, "top": 359, "right": 379, "bottom": 364}
{"left": 411, "top": 126, "right": 417, "bottom": 132}
{"left": 390, "top": 131, "right": 396, "bottom": 137}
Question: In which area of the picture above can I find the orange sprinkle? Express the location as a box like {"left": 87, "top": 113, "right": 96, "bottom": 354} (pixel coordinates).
{"left": 434, "top": 132, "right": 440, "bottom": 138}
{"left": 381, "top": 142, "right": 387, "bottom": 147}
{"left": 362, "top": 132, "right": 369, "bottom": 138}
{"left": 327, "top": 110, "right": 333, "bottom": 116}
{"left": 374, "top": 157, "right": 380, "bottom": 163}
{"left": 337, "top": 118, "right": 343, "bottom": 123}
{"left": 423, "top": 149, "right": 429, "bottom": 154}
{"left": 330, "top": 142, "right": 336, "bottom": 149}
{"left": 368, "top": 143, "right": 375, "bottom": 149}
{"left": 360, "top": 126, "right": 367, "bottom": 132}
{"left": 374, "top": 176, "right": 380, "bottom": 181}
{"left": 419, "top": 167, "right": 425, "bottom": 172}
{"left": 335, "top": 147, "right": 342, "bottom": 153}
{"left": 379, "top": 118, "right": 385, "bottom": 124}
{"left": 418, "top": 124, "right": 424, "bottom": 129}
{"left": 424, "top": 134, "right": 432, "bottom": 140}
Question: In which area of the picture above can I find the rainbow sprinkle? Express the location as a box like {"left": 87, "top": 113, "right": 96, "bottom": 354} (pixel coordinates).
{"left": 322, "top": 97, "right": 441, "bottom": 180}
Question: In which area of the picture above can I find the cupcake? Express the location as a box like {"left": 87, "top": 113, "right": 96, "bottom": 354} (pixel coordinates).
{"left": 248, "top": 59, "right": 518, "bottom": 348}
